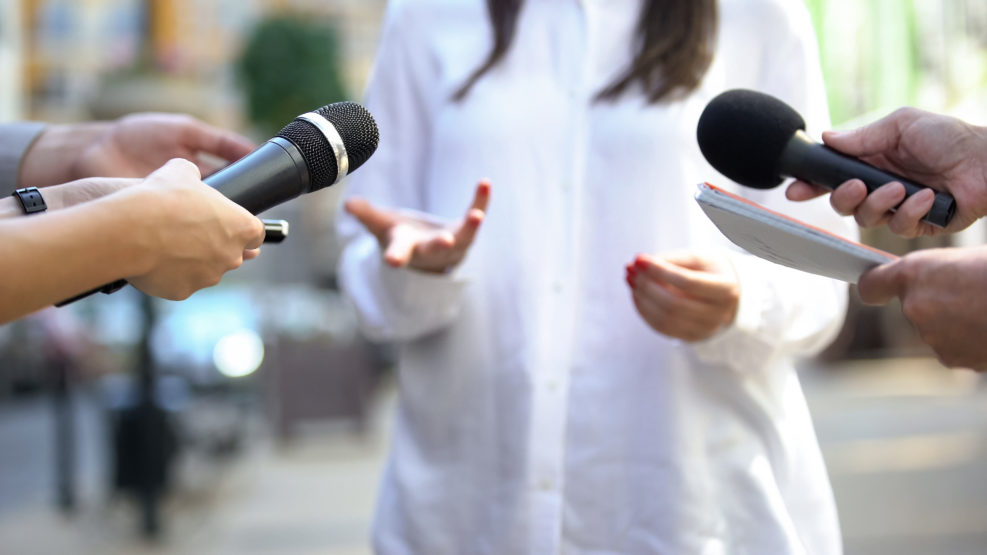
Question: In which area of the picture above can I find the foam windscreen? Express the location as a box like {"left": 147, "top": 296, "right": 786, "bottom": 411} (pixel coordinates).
{"left": 697, "top": 89, "right": 805, "bottom": 189}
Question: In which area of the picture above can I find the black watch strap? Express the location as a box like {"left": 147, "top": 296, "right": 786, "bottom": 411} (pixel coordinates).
{"left": 12, "top": 187, "right": 47, "bottom": 215}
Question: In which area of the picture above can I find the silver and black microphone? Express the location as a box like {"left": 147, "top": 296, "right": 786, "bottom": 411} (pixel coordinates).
{"left": 57, "top": 102, "right": 380, "bottom": 306}
{"left": 205, "top": 102, "right": 379, "bottom": 214}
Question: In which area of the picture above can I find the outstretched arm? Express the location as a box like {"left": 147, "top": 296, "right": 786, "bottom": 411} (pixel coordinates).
{"left": 16, "top": 113, "right": 255, "bottom": 189}
{"left": 0, "top": 178, "right": 138, "bottom": 219}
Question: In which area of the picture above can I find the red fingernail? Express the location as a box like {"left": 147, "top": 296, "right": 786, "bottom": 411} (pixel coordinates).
{"left": 626, "top": 275, "right": 635, "bottom": 288}
{"left": 634, "top": 257, "right": 648, "bottom": 271}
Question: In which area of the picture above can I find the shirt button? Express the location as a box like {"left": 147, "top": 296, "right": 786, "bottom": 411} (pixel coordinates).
{"left": 538, "top": 479, "right": 554, "bottom": 491}
{"left": 545, "top": 379, "right": 560, "bottom": 392}
{"left": 552, "top": 281, "right": 563, "bottom": 293}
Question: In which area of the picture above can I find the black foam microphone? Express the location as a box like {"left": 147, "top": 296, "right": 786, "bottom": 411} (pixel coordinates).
{"left": 57, "top": 102, "right": 380, "bottom": 306}
{"left": 696, "top": 89, "right": 955, "bottom": 228}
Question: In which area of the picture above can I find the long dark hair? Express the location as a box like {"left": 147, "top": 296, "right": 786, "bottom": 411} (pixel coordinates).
{"left": 453, "top": 0, "right": 718, "bottom": 104}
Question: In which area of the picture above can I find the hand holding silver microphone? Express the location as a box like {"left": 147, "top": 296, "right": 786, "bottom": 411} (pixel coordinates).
{"left": 59, "top": 102, "right": 380, "bottom": 305}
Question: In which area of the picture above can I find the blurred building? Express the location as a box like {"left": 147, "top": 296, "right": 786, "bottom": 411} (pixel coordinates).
{"left": 0, "top": 2, "right": 26, "bottom": 120}
{"left": 8, "top": 0, "right": 386, "bottom": 126}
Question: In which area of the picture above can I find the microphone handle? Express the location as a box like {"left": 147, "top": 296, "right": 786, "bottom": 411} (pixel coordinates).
{"left": 56, "top": 138, "right": 310, "bottom": 306}
{"left": 204, "top": 137, "right": 311, "bottom": 215}
{"left": 779, "top": 131, "right": 956, "bottom": 228}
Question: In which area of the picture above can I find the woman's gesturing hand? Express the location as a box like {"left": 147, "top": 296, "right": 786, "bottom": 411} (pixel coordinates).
{"left": 346, "top": 181, "right": 491, "bottom": 273}
{"left": 625, "top": 252, "right": 740, "bottom": 342}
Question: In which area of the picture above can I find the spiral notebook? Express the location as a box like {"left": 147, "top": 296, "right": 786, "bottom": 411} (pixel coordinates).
{"left": 695, "top": 182, "right": 896, "bottom": 283}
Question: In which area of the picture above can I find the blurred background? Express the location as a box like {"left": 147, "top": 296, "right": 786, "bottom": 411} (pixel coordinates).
{"left": 1, "top": 1, "right": 986, "bottom": 554}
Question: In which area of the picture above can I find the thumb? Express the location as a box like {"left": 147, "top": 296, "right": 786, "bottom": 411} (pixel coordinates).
{"left": 345, "top": 197, "right": 396, "bottom": 238}
{"left": 823, "top": 108, "right": 916, "bottom": 158}
{"left": 145, "top": 158, "right": 202, "bottom": 186}
{"left": 857, "top": 260, "right": 904, "bottom": 305}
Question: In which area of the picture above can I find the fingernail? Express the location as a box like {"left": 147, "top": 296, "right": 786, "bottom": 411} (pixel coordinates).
{"left": 634, "top": 257, "right": 648, "bottom": 271}
{"left": 626, "top": 275, "right": 635, "bottom": 288}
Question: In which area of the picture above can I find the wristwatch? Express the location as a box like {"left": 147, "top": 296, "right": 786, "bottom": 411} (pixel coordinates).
{"left": 12, "top": 187, "right": 47, "bottom": 215}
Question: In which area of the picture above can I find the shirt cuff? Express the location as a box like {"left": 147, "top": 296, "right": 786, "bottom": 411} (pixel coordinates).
{"left": 0, "top": 122, "right": 47, "bottom": 195}
{"left": 341, "top": 233, "right": 469, "bottom": 342}
{"left": 688, "top": 251, "right": 777, "bottom": 369}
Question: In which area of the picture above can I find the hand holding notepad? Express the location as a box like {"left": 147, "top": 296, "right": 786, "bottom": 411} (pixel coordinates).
{"left": 695, "top": 182, "right": 895, "bottom": 283}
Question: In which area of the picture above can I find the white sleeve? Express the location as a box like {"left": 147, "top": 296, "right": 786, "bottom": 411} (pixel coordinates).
{"left": 0, "top": 122, "right": 46, "bottom": 195}
{"left": 691, "top": 0, "right": 853, "bottom": 369}
{"left": 336, "top": 3, "right": 468, "bottom": 342}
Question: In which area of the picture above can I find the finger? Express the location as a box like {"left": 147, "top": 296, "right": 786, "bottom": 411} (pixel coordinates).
{"left": 851, "top": 182, "right": 906, "bottom": 227}
{"left": 413, "top": 230, "right": 457, "bottom": 260}
{"left": 828, "top": 179, "right": 869, "bottom": 216}
{"left": 785, "top": 180, "right": 829, "bottom": 201}
{"left": 632, "top": 289, "right": 712, "bottom": 341}
{"left": 244, "top": 217, "right": 266, "bottom": 250}
{"left": 887, "top": 188, "right": 936, "bottom": 238}
{"left": 194, "top": 158, "right": 223, "bottom": 177}
{"left": 187, "top": 121, "right": 256, "bottom": 162}
{"left": 822, "top": 108, "right": 919, "bottom": 157}
{"left": 857, "top": 261, "right": 904, "bottom": 305}
{"left": 652, "top": 251, "right": 716, "bottom": 272}
{"left": 452, "top": 209, "right": 485, "bottom": 252}
{"left": 147, "top": 158, "right": 202, "bottom": 184}
{"left": 384, "top": 227, "right": 419, "bottom": 267}
{"left": 243, "top": 248, "right": 261, "bottom": 261}
{"left": 633, "top": 277, "right": 724, "bottom": 326}
{"left": 345, "top": 197, "right": 396, "bottom": 238}
{"left": 633, "top": 255, "right": 735, "bottom": 303}
{"left": 468, "top": 180, "right": 492, "bottom": 214}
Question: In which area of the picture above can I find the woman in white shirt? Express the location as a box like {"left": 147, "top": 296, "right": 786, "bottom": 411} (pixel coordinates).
{"left": 338, "top": 0, "right": 852, "bottom": 553}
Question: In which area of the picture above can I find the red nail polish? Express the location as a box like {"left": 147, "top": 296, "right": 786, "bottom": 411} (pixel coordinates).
{"left": 626, "top": 275, "right": 635, "bottom": 288}
{"left": 634, "top": 258, "right": 648, "bottom": 271}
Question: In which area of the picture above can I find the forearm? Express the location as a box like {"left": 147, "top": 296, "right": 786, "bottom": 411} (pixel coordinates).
{"left": 339, "top": 234, "right": 468, "bottom": 342}
{"left": 0, "top": 178, "right": 139, "bottom": 220}
{"left": 0, "top": 193, "right": 155, "bottom": 324}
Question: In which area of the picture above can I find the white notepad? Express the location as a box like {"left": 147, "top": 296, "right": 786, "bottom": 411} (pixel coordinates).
{"left": 695, "top": 182, "right": 896, "bottom": 283}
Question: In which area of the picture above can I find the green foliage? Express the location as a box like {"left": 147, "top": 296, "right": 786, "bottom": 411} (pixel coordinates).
{"left": 237, "top": 16, "right": 348, "bottom": 136}
{"left": 803, "top": 0, "right": 919, "bottom": 125}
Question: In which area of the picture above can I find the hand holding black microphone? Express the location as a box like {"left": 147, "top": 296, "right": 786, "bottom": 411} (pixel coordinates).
{"left": 697, "top": 89, "right": 958, "bottom": 233}
{"left": 696, "top": 90, "right": 987, "bottom": 371}
{"left": 785, "top": 107, "right": 987, "bottom": 237}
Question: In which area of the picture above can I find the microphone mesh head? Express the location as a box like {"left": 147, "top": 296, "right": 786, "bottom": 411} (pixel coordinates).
{"left": 315, "top": 102, "right": 379, "bottom": 173}
{"left": 275, "top": 101, "right": 380, "bottom": 192}
{"left": 696, "top": 89, "right": 805, "bottom": 189}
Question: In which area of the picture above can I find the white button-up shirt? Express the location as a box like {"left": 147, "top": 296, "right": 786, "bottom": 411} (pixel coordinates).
{"left": 338, "top": 0, "right": 851, "bottom": 553}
